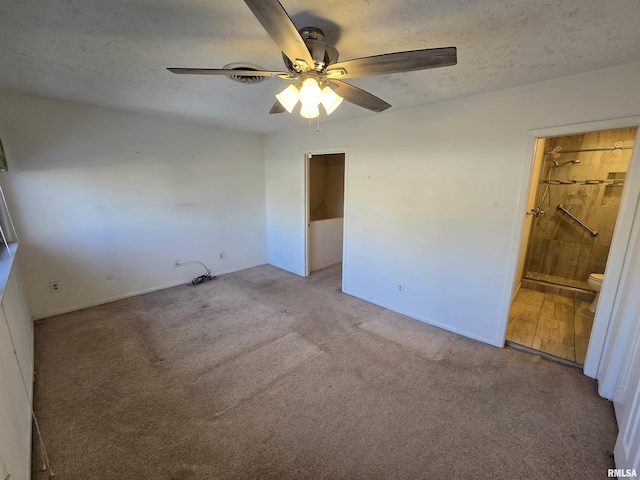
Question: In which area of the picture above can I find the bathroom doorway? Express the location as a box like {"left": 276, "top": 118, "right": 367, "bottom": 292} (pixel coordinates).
{"left": 507, "top": 127, "right": 637, "bottom": 365}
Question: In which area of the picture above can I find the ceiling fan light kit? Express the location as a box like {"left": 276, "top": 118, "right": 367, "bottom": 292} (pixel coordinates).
{"left": 321, "top": 86, "right": 343, "bottom": 115}
{"left": 275, "top": 84, "right": 300, "bottom": 113}
{"left": 168, "top": 0, "right": 457, "bottom": 121}
{"left": 275, "top": 78, "right": 344, "bottom": 118}
{"left": 299, "top": 78, "right": 323, "bottom": 107}
{"left": 300, "top": 104, "right": 320, "bottom": 119}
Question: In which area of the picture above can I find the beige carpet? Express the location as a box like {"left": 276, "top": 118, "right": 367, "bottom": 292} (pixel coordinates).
{"left": 32, "top": 264, "right": 616, "bottom": 479}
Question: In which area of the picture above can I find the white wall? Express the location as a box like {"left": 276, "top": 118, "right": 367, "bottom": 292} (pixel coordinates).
{"left": 0, "top": 92, "right": 267, "bottom": 318}
{"left": 309, "top": 218, "right": 344, "bottom": 272}
{"left": 265, "top": 61, "right": 640, "bottom": 346}
{"left": 0, "top": 254, "right": 34, "bottom": 480}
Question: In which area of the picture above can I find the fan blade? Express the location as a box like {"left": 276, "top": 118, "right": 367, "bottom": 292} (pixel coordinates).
{"left": 329, "top": 80, "right": 391, "bottom": 113}
{"left": 244, "top": 0, "right": 315, "bottom": 71}
{"left": 269, "top": 101, "right": 286, "bottom": 114}
{"left": 327, "top": 47, "right": 456, "bottom": 79}
{"left": 167, "top": 68, "right": 289, "bottom": 77}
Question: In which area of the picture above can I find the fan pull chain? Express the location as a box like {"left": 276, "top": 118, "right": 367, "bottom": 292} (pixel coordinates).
{"left": 305, "top": 114, "right": 322, "bottom": 160}
{"left": 307, "top": 118, "right": 312, "bottom": 158}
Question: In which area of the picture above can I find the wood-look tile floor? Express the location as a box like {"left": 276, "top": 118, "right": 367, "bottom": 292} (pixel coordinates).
{"left": 506, "top": 287, "right": 595, "bottom": 364}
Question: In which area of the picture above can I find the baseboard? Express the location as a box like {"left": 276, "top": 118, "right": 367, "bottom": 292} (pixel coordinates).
{"left": 341, "top": 287, "right": 501, "bottom": 348}
{"left": 31, "top": 264, "right": 267, "bottom": 321}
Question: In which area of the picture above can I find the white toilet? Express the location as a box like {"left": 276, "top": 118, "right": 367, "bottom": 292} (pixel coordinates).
{"left": 587, "top": 273, "right": 604, "bottom": 313}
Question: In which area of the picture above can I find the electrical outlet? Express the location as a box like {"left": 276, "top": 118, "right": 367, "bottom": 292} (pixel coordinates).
{"left": 174, "top": 260, "right": 180, "bottom": 268}
{"left": 397, "top": 284, "right": 404, "bottom": 293}
{"left": 49, "top": 281, "right": 61, "bottom": 294}
{"left": 219, "top": 252, "right": 225, "bottom": 260}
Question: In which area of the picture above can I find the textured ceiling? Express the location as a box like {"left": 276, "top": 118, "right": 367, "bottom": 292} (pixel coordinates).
{"left": 1, "top": 0, "right": 639, "bottom": 134}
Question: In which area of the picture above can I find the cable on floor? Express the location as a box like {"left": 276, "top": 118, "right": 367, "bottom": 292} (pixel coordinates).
{"left": 175, "top": 260, "right": 216, "bottom": 286}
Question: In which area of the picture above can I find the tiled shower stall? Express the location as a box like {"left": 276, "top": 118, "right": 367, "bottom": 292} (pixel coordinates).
{"left": 525, "top": 127, "right": 636, "bottom": 290}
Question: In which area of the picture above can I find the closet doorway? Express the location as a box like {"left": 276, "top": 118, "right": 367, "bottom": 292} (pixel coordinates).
{"left": 305, "top": 152, "right": 346, "bottom": 276}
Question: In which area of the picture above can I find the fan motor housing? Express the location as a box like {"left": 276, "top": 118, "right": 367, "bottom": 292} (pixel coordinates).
{"left": 283, "top": 27, "right": 339, "bottom": 73}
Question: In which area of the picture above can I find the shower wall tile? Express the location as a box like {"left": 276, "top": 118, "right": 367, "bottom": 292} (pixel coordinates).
{"left": 602, "top": 153, "right": 630, "bottom": 166}
{"left": 565, "top": 185, "right": 589, "bottom": 205}
{"left": 602, "top": 186, "right": 623, "bottom": 206}
{"left": 577, "top": 243, "right": 596, "bottom": 261}
{"left": 541, "top": 247, "right": 558, "bottom": 274}
{"left": 554, "top": 264, "right": 576, "bottom": 279}
{"left": 561, "top": 242, "right": 581, "bottom": 265}
{"left": 589, "top": 218, "right": 609, "bottom": 239}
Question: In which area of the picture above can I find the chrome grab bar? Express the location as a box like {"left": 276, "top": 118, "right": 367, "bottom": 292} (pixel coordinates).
{"left": 557, "top": 204, "right": 598, "bottom": 236}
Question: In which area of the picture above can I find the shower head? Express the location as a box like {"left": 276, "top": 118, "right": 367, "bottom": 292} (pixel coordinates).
{"left": 551, "top": 159, "right": 581, "bottom": 168}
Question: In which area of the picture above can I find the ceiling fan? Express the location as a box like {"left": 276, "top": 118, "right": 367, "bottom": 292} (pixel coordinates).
{"left": 168, "top": 0, "right": 457, "bottom": 119}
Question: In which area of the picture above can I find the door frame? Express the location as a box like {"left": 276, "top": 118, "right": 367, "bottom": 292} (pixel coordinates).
{"left": 303, "top": 147, "right": 349, "bottom": 290}
{"left": 507, "top": 116, "right": 640, "bottom": 390}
